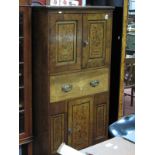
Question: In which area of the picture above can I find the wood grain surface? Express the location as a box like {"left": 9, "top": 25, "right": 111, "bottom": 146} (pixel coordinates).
{"left": 50, "top": 68, "right": 109, "bottom": 103}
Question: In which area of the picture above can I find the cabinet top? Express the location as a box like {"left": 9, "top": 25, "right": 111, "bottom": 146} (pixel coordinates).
{"left": 31, "top": 5, "right": 115, "bottom": 11}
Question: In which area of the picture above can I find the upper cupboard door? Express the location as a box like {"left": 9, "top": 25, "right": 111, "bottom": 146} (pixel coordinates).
{"left": 48, "top": 13, "right": 82, "bottom": 74}
{"left": 82, "top": 13, "right": 113, "bottom": 69}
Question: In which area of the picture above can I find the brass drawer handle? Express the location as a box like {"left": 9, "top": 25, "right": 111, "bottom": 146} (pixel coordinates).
{"left": 62, "top": 84, "right": 72, "bottom": 92}
{"left": 90, "top": 80, "right": 100, "bottom": 87}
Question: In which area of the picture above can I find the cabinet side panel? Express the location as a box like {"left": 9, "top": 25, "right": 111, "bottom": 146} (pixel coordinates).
{"left": 32, "top": 9, "right": 49, "bottom": 155}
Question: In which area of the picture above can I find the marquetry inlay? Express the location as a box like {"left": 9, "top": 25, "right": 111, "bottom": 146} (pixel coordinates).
{"left": 89, "top": 22, "right": 105, "bottom": 59}
{"left": 68, "top": 97, "right": 93, "bottom": 149}
{"left": 56, "top": 21, "right": 76, "bottom": 64}
{"left": 72, "top": 102, "right": 90, "bottom": 148}
{"left": 96, "top": 104, "right": 106, "bottom": 138}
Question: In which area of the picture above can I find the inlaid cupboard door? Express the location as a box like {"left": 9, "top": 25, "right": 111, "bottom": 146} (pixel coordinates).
{"left": 48, "top": 13, "right": 82, "bottom": 74}
{"left": 82, "top": 13, "right": 113, "bottom": 69}
{"left": 93, "top": 93, "right": 109, "bottom": 144}
{"left": 68, "top": 97, "right": 93, "bottom": 150}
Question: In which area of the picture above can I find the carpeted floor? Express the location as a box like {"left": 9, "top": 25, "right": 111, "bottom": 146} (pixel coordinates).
{"left": 123, "top": 88, "right": 135, "bottom": 116}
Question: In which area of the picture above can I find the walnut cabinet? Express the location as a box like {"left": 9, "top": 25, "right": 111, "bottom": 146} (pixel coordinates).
{"left": 32, "top": 6, "right": 114, "bottom": 155}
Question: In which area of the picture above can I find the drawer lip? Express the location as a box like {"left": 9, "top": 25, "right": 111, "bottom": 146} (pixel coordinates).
{"left": 50, "top": 68, "right": 109, "bottom": 103}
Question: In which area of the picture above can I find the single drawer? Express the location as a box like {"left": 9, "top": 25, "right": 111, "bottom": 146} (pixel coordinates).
{"left": 50, "top": 68, "right": 109, "bottom": 103}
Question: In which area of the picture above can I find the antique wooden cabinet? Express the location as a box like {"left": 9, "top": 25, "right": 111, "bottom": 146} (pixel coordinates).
{"left": 32, "top": 6, "right": 114, "bottom": 155}
{"left": 19, "top": 5, "right": 33, "bottom": 155}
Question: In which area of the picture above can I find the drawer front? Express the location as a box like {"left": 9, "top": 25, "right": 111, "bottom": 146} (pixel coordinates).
{"left": 50, "top": 68, "right": 109, "bottom": 103}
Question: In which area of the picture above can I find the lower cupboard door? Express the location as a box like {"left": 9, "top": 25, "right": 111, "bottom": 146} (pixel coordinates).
{"left": 68, "top": 97, "right": 93, "bottom": 150}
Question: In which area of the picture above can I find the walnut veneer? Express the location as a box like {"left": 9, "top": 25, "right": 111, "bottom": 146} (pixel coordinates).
{"left": 32, "top": 6, "right": 114, "bottom": 155}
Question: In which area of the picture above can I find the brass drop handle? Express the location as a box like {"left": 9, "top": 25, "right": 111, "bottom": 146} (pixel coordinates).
{"left": 83, "top": 40, "right": 89, "bottom": 47}
{"left": 90, "top": 80, "right": 100, "bottom": 87}
{"left": 62, "top": 84, "right": 72, "bottom": 92}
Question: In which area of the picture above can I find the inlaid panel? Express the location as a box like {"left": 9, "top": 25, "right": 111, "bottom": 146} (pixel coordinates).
{"left": 50, "top": 114, "right": 65, "bottom": 154}
{"left": 48, "top": 13, "right": 82, "bottom": 74}
{"left": 82, "top": 13, "right": 113, "bottom": 69}
{"left": 93, "top": 93, "right": 108, "bottom": 143}
{"left": 96, "top": 104, "right": 107, "bottom": 139}
{"left": 68, "top": 97, "right": 93, "bottom": 149}
{"left": 56, "top": 21, "right": 76, "bottom": 63}
{"left": 89, "top": 22, "right": 105, "bottom": 59}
